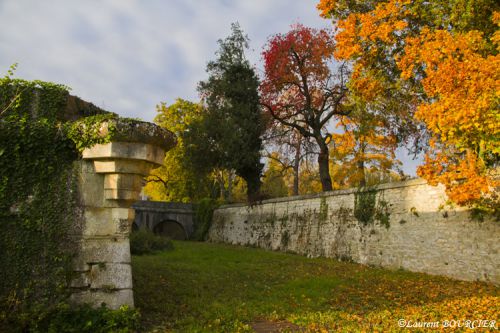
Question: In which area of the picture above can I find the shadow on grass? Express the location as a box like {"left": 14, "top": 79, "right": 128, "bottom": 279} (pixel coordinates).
{"left": 132, "top": 241, "right": 499, "bottom": 332}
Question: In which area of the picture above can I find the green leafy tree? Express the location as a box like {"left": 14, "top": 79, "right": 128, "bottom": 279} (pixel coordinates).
{"left": 186, "top": 23, "right": 264, "bottom": 201}
{"left": 144, "top": 99, "right": 217, "bottom": 202}
{"left": 261, "top": 153, "right": 288, "bottom": 198}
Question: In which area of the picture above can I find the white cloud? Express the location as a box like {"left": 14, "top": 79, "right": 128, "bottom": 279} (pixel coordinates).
{"left": 0, "top": 0, "right": 419, "bottom": 174}
{"left": 1, "top": 0, "right": 328, "bottom": 120}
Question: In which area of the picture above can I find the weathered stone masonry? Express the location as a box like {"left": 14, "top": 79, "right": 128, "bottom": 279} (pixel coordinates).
{"left": 208, "top": 179, "right": 499, "bottom": 284}
{"left": 70, "top": 122, "right": 175, "bottom": 309}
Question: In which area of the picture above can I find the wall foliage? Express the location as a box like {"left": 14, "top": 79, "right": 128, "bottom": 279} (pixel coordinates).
{"left": 354, "top": 187, "right": 391, "bottom": 229}
{"left": 0, "top": 76, "right": 138, "bottom": 331}
{"left": 0, "top": 77, "right": 82, "bottom": 330}
{"left": 192, "top": 198, "right": 220, "bottom": 241}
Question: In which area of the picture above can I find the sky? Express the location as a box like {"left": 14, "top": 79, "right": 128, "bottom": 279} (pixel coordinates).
{"left": 0, "top": 0, "right": 421, "bottom": 174}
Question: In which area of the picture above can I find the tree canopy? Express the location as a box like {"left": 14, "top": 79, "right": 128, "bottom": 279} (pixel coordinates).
{"left": 185, "top": 23, "right": 264, "bottom": 201}
{"left": 318, "top": 0, "right": 499, "bottom": 209}
{"left": 144, "top": 99, "right": 217, "bottom": 202}
{"left": 330, "top": 102, "right": 401, "bottom": 188}
{"left": 260, "top": 24, "right": 350, "bottom": 191}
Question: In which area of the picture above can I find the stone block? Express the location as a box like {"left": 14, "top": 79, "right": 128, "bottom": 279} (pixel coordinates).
{"left": 104, "top": 174, "right": 144, "bottom": 191}
{"left": 94, "top": 159, "right": 157, "bottom": 174}
{"left": 83, "top": 208, "right": 134, "bottom": 237}
{"left": 78, "top": 237, "right": 131, "bottom": 265}
{"left": 82, "top": 142, "right": 165, "bottom": 165}
{"left": 87, "top": 263, "right": 133, "bottom": 289}
{"left": 70, "top": 289, "right": 134, "bottom": 309}
{"left": 78, "top": 161, "right": 105, "bottom": 207}
{"left": 104, "top": 189, "right": 141, "bottom": 201}
{"left": 71, "top": 271, "right": 90, "bottom": 288}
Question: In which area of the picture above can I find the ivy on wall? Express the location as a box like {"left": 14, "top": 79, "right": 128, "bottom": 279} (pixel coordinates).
{"left": 66, "top": 113, "right": 118, "bottom": 151}
{"left": 0, "top": 76, "right": 141, "bottom": 330}
{"left": 354, "top": 187, "right": 391, "bottom": 229}
{"left": 0, "top": 78, "right": 82, "bottom": 330}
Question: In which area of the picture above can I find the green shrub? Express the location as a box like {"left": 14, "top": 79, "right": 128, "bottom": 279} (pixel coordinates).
{"left": 191, "top": 198, "right": 219, "bottom": 241}
{"left": 130, "top": 228, "right": 174, "bottom": 255}
{"left": 2, "top": 303, "right": 140, "bottom": 333}
{"left": 41, "top": 303, "right": 139, "bottom": 333}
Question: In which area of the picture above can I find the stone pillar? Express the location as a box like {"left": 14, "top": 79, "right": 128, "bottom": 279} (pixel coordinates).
{"left": 70, "top": 141, "right": 167, "bottom": 309}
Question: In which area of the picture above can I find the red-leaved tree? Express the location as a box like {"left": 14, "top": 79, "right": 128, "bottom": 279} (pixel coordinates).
{"left": 260, "top": 24, "right": 349, "bottom": 191}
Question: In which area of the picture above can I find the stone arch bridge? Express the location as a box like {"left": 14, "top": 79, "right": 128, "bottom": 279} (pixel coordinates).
{"left": 131, "top": 201, "right": 195, "bottom": 240}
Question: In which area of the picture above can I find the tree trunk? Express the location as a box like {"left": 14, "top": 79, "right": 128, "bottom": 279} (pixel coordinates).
{"left": 357, "top": 160, "right": 366, "bottom": 187}
{"left": 217, "top": 170, "right": 227, "bottom": 202}
{"left": 227, "top": 170, "right": 234, "bottom": 203}
{"left": 317, "top": 142, "right": 333, "bottom": 192}
{"left": 245, "top": 171, "right": 261, "bottom": 204}
{"left": 293, "top": 141, "right": 300, "bottom": 195}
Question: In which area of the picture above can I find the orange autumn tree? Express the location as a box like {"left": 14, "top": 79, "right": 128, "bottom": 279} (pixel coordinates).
{"left": 330, "top": 106, "right": 401, "bottom": 188}
{"left": 318, "top": 0, "right": 500, "bottom": 208}
{"left": 298, "top": 162, "right": 324, "bottom": 194}
{"left": 320, "top": 0, "right": 423, "bottom": 148}
{"left": 399, "top": 26, "right": 500, "bottom": 206}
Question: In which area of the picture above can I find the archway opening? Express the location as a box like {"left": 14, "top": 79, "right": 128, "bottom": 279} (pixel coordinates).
{"left": 153, "top": 220, "right": 187, "bottom": 240}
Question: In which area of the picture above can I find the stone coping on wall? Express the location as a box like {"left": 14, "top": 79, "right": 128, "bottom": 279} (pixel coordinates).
{"left": 98, "top": 119, "right": 177, "bottom": 151}
{"left": 69, "top": 116, "right": 176, "bottom": 152}
{"left": 83, "top": 142, "right": 167, "bottom": 165}
{"left": 219, "top": 178, "right": 428, "bottom": 209}
{"left": 132, "top": 201, "right": 195, "bottom": 215}
{"left": 132, "top": 207, "right": 195, "bottom": 215}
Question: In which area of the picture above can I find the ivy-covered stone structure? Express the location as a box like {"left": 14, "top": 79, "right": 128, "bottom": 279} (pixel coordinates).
{"left": 0, "top": 78, "right": 175, "bottom": 322}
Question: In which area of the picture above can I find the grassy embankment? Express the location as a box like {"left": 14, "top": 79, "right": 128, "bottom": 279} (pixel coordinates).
{"left": 132, "top": 241, "right": 499, "bottom": 332}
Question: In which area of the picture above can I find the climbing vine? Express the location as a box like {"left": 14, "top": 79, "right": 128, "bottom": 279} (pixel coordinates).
{"left": 374, "top": 198, "right": 391, "bottom": 229}
{"left": 66, "top": 113, "right": 118, "bottom": 151}
{"left": 354, "top": 187, "right": 391, "bottom": 229}
{"left": 0, "top": 76, "right": 140, "bottom": 331}
{"left": 0, "top": 77, "right": 81, "bottom": 330}
{"left": 192, "top": 198, "right": 220, "bottom": 241}
{"left": 354, "top": 188, "right": 377, "bottom": 226}
{"left": 319, "top": 197, "right": 329, "bottom": 222}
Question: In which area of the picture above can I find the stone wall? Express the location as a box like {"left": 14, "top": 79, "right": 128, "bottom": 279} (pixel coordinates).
{"left": 208, "top": 179, "right": 499, "bottom": 284}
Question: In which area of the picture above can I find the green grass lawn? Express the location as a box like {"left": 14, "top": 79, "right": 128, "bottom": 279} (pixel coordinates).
{"left": 132, "top": 241, "right": 499, "bottom": 332}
